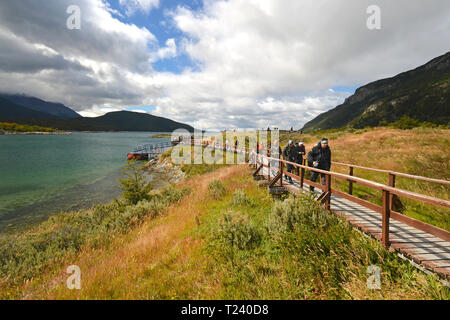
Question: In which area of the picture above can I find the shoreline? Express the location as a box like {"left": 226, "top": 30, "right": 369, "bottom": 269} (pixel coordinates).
{"left": 0, "top": 131, "right": 71, "bottom": 135}
{"left": 0, "top": 156, "right": 184, "bottom": 235}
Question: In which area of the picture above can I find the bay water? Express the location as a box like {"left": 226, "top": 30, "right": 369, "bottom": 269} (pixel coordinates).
{"left": 0, "top": 132, "right": 170, "bottom": 233}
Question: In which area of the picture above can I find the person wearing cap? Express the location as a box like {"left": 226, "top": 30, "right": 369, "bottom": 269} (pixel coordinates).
{"left": 307, "top": 138, "right": 331, "bottom": 192}
{"left": 294, "top": 141, "right": 306, "bottom": 175}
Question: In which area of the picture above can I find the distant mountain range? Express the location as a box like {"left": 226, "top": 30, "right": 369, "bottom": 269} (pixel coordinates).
{"left": 302, "top": 52, "right": 450, "bottom": 132}
{"left": 0, "top": 94, "right": 81, "bottom": 119}
{"left": 0, "top": 94, "right": 194, "bottom": 132}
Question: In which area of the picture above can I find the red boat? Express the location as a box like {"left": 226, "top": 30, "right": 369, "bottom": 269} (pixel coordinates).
{"left": 127, "top": 152, "right": 149, "bottom": 161}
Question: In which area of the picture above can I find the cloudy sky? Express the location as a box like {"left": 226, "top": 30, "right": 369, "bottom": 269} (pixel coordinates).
{"left": 0, "top": 0, "right": 449, "bottom": 130}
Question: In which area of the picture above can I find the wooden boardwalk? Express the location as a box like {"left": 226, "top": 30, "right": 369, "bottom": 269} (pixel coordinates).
{"left": 258, "top": 160, "right": 450, "bottom": 280}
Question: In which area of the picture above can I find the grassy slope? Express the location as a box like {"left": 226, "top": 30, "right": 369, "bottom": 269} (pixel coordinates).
{"left": 9, "top": 164, "right": 448, "bottom": 300}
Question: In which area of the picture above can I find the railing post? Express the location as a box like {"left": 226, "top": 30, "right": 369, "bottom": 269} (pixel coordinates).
{"left": 349, "top": 166, "right": 354, "bottom": 195}
{"left": 268, "top": 158, "right": 271, "bottom": 180}
{"left": 382, "top": 189, "right": 391, "bottom": 248}
{"left": 324, "top": 174, "right": 331, "bottom": 210}
{"left": 388, "top": 173, "right": 396, "bottom": 211}
{"left": 280, "top": 159, "right": 283, "bottom": 186}
{"left": 300, "top": 167, "right": 305, "bottom": 189}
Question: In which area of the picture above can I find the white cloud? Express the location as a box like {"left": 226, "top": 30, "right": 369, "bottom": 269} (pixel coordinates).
{"left": 0, "top": 0, "right": 449, "bottom": 130}
{"left": 119, "top": 0, "right": 159, "bottom": 16}
{"left": 156, "top": 38, "right": 177, "bottom": 60}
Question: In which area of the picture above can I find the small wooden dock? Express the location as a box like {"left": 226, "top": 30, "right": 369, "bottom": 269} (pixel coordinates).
{"left": 127, "top": 141, "right": 173, "bottom": 160}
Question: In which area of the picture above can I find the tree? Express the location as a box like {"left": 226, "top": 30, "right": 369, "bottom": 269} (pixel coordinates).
{"left": 119, "top": 160, "right": 152, "bottom": 204}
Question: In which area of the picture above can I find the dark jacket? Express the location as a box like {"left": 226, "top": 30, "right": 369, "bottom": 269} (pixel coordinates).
{"left": 283, "top": 144, "right": 297, "bottom": 162}
{"left": 307, "top": 142, "right": 331, "bottom": 170}
{"left": 294, "top": 144, "right": 306, "bottom": 163}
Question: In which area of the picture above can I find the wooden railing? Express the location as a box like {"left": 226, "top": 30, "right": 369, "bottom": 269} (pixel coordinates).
{"left": 180, "top": 139, "right": 450, "bottom": 248}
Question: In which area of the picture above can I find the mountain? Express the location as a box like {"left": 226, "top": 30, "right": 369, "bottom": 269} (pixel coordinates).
{"left": 74, "top": 111, "right": 194, "bottom": 132}
{"left": 302, "top": 52, "right": 450, "bottom": 132}
{"left": 0, "top": 93, "right": 194, "bottom": 132}
{"left": 0, "top": 94, "right": 81, "bottom": 119}
{"left": 0, "top": 106, "right": 194, "bottom": 132}
{"left": 0, "top": 97, "right": 60, "bottom": 119}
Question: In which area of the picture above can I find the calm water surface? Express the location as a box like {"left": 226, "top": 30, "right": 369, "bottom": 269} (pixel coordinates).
{"left": 0, "top": 132, "right": 169, "bottom": 232}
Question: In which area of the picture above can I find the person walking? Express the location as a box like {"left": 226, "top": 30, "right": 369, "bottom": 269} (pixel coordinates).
{"left": 294, "top": 141, "right": 306, "bottom": 175}
{"left": 283, "top": 140, "right": 295, "bottom": 183}
{"left": 307, "top": 138, "right": 331, "bottom": 192}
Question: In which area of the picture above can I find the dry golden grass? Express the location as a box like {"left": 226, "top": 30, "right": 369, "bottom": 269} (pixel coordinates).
{"left": 18, "top": 165, "right": 245, "bottom": 300}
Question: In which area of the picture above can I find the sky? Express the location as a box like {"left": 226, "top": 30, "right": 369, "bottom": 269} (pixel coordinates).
{"left": 0, "top": 0, "right": 449, "bottom": 130}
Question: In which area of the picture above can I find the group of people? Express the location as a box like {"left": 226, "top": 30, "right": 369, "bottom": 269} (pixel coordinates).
{"left": 257, "top": 138, "right": 331, "bottom": 191}
{"left": 276, "top": 138, "right": 331, "bottom": 191}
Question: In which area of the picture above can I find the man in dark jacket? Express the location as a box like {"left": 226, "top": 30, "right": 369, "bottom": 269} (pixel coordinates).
{"left": 294, "top": 141, "right": 306, "bottom": 174}
{"left": 283, "top": 140, "right": 295, "bottom": 183}
{"left": 307, "top": 138, "right": 331, "bottom": 192}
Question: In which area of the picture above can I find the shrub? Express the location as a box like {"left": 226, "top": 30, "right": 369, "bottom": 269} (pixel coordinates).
{"left": 214, "top": 211, "right": 261, "bottom": 250}
{"left": 391, "top": 116, "right": 421, "bottom": 130}
{"left": 208, "top": 180, "right": 226, "bottom": 200}
{"left": 267, "top": 194, "right": 331, "bottom": 237}
{"left": 232, "top": 189, "right": 250, "bottom": 206}
{"left": 120, "top": 160, "right": 152, "bottom": 205}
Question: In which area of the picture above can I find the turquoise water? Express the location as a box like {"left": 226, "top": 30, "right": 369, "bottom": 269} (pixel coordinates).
{"left": 0, "top": 132, "right": 169, "bottom": 232}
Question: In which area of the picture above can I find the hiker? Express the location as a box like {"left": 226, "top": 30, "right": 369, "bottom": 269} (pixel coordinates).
{"left": 294, "top": 141, "right": 306, "bottom": 174}
{"left": 235, "top": 139, "right": 239, "bottom": 151}
{"left": 283, "top": 140, "right": 295, "bottom": 183}
{"left": 307, "top": 138, "right": 331, "bottom": 192}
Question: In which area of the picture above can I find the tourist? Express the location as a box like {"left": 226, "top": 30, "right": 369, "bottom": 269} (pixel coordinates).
{"left": 283, "top": 140, "right": 295, "bottom": 183}
{"left": 307, "top": 138, "right": 331, "bottom": 192}
{"left": 294, "top": 141, "right": 306, "bottom": 174}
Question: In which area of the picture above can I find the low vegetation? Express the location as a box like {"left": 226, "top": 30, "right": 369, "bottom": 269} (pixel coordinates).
{"left": 0, "top": 122, "right": 58, "bottom": 133}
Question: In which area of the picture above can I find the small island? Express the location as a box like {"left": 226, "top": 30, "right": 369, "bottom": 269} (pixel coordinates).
{"left": 149, "top": 133, "right": 172, "bottom": 138}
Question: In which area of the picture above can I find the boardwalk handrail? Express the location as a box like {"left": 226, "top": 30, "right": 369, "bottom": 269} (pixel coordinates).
{"left": 181, "top": 139, "right": 450, "bottom": 247}
{"left": 264, "top": 156, "right": 450, "bottom": 209}
{"left": 331, "top": 161, "right": 450, "bottom": 186}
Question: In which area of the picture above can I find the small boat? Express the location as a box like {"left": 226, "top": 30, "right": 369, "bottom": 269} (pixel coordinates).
{"left": 127, "top": 152, "right": 149, "bottom": 161}
{"left": 171, "top": 136, "right": 182, "bottom": 146}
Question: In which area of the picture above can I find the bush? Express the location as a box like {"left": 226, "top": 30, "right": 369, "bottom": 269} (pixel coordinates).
{"left": 391, "top": 116, "right": 421, "bottom": 130}
{"left": 232, "top": 189, "right": 250, "bottom": 206}
{"left": 208, "top": 180, "right": 226, "bottom": 200}
{"left": 267, "top": 194, "right": 331, "bottom": 237}
{"left": 214, "top": 211, "right": 261, "bottom": 250}
{"left": 120, "top": 160, "right": 152, "bottom": 205}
